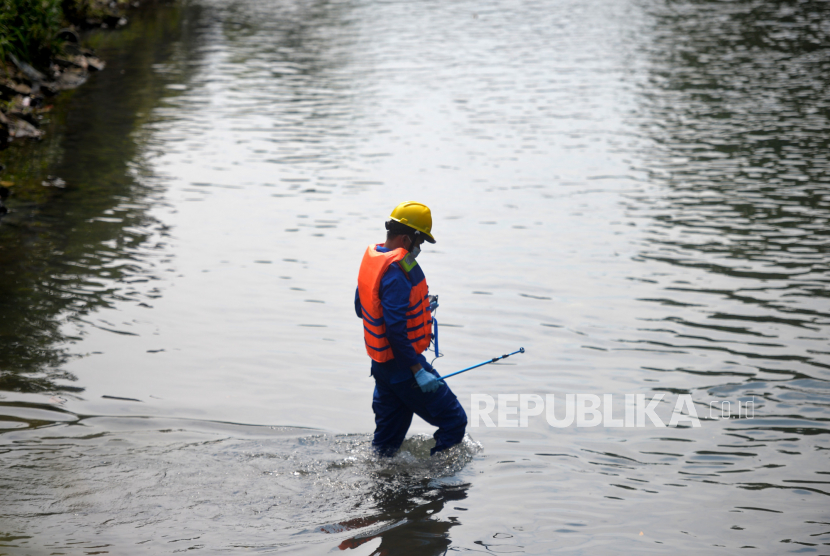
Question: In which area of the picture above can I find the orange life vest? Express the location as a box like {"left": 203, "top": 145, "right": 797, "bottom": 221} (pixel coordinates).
{"left": 357, "top": 244, "right": 432, "bottom": 363}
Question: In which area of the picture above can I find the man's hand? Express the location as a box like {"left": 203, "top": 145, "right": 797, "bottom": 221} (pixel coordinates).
{"left": 414, "top": 368, "right": 443, "bottom": 393}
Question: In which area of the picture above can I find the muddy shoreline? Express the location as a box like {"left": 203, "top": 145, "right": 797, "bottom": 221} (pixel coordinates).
{"left": 0, "top": 46, "right": 105, "bottom": 147}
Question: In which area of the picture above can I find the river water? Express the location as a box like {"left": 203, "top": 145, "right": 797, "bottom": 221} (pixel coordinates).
{"left": 1, "top": 0, "right": 828, "bottom": 553}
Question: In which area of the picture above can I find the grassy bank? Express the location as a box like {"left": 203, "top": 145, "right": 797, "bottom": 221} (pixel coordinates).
{"left": 0, "top": 0, "right": 64, "bottom": 67}
{"left": 0, "top": 0, "right": 143, "bottom": 153}
{"left": 0, "top": 0, "right": 133, "bottom": 67}
{"left": 1, "top": 1, "right": 113, "bottom": 66}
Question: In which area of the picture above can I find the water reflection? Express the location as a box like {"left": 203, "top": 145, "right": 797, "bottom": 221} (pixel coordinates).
{"left": 0, "top": 413, "right": 475, "bottom": 553}
{"left": 0, "top": 4, "right": 205, "bottom": 393}
{"left": 620, "top": 1, "right": 830, "bottom": 545}
{"left": 336, "top": 478, "right": 467, "bottom": 554}
{"left": 629, "top": 0, "right": 829, "bottom": 395}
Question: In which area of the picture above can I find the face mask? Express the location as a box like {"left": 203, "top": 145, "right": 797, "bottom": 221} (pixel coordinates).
{"left": 406, "top": 236, "right": 421, "bottom": 259}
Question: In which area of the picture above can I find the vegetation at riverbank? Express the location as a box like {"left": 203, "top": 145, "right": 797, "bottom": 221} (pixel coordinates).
{"left": 0, "top": 0, "right": 139, "bottom": 150}
{"left": 0, "top": 0, "right": 191, "bottom": 389}
{"left": 0, "top": 0, "right": 64, "bottom": 67}
{"left": 0, "top": 0, "right": 133, "bottom": 67}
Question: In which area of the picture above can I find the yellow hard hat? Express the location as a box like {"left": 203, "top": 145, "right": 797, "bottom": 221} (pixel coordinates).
{"left": 389, "top": 201, "right": 436, "bottom": 243}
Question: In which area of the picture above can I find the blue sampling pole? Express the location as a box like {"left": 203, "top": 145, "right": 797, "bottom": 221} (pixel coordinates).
{"left": 429, "top": 295, "right": 439, "bottom": 357}
{"left": 437, "top": 348, "right": 525, "bottom": 381}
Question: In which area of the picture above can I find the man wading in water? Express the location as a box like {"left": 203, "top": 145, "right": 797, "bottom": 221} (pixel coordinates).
{"left": 355, "top": 201, "right": 467, "bottom": 456}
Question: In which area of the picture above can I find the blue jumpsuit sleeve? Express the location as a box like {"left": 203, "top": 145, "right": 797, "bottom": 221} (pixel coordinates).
{"left": 354, "top": 287, "right": 362, "bottom": 319}
{"left": 379, "top": 265, "right": 420, "bottom": 370}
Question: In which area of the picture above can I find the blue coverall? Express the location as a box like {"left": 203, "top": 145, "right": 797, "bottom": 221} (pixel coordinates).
{"left": 355, "top": 246, "right": 467, "bottom": 456}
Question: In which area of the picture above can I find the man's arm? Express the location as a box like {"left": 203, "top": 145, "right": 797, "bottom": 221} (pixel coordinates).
{"left": 381, "top": 266, "right": 442, "bottom": 392}
{"left": 357, "top": 280, "right": 419, "bottom": 373}
{"left": 379, "top": 267, "right": 422, "bottom": 374}
{"left": 354, "top": 287, "right": 363, "bottom": 319}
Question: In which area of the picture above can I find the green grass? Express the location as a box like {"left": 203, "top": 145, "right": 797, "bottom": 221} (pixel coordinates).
{"left": 0, "top": 0, "right": 64, "bottom": 68}
{"left": 0, "top": 0, "right": 137, "bottom": 71}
